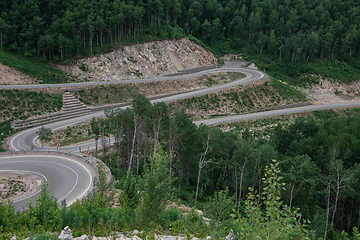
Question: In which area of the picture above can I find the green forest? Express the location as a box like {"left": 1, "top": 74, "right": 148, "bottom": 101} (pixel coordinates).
{"left": 2, "top": 0, "right": 360, "bottom": 238}
{"left": 1, "top": 0, "right": 360, "bottom": 72}
{"left": 2, "top": 95, "right": 360, "bottom": 239}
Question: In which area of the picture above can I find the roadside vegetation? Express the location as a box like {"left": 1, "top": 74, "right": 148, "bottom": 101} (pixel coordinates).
{"left": 4, "top": 95, "right": 360, "bottom": 239}
{"left": 246, "top": 53, "right": 360, "bottom": 86}
{"left": 171, "top": 77, "right": 307, "bottom": 119}
{"left": 72, "top": 72, "right": 245, "bottom": 106}
{"left": 0, "top": 50, "right": 79, "bottom": 84}
{"left": 1, "top": 0, "right": 360, "bottom": 237}
{"left": 0, "top": 89, "right": 62, "bottom": 146}
{"left": 0, "top": 157, "right": 313, "bottom": 239}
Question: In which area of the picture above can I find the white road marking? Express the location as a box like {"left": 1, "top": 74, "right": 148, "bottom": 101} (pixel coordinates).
{"left": 0, "top": 155, "right": 92, "bottom": 207}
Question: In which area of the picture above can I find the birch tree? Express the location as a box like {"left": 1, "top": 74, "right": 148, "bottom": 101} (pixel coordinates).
{"left": 129, "top": 94, "right": 151, "bottom": 171}
{"left": 195, "top": 128, "right": 212, "bottom": 207}
{"left": 148, "top": 102, "right": 168, "bottom": 161}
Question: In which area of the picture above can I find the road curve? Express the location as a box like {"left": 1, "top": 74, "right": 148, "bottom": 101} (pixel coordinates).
{"left": 9, "top": 68, "right": 265, "bottom": 152}
{"left": 0, "top": 67, "right": 263, "bottom": 90}
{"left": 3, "top": 67, "right": 265, "bottom": 209}
{"left": 3, "top": 66, "right": 360, "bottom": 210}
{"left": 0, "top": 153, "right": 93, "bottom": 211}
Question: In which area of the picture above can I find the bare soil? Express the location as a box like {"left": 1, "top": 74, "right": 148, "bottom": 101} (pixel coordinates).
{"left": 299, "top": 77, "right": 360, "bottom": 103}
{"left": 171, "top": 77, "right": 304, "bottom": 120}
{"left": 0, "top": 63, "right": 37, "bottom": 85}
{"left": 0, "top": 172, "right": 42, "bottom": 202}
{"left": 72, "top": 72, "right": 245, "bottom": 106}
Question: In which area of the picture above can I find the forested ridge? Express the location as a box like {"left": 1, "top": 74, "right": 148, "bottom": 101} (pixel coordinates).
{"left": 2, "top": 0, "right": 360, "bottom": 238}
{"left": 2, "top": 96, "right": 360, "bottom": 238}
{"left": 88, "top": 96, "right": 360, "bottom": 238}
{"left": 0, "top": 0, "right": 360, "bottom": 66}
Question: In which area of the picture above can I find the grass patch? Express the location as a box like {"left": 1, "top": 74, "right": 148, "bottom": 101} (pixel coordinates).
{"left": 172, "top": 78, "right": 306, "bottom": 119}
{"left": 243, "top": 52, "right": 360, "bottom": 85}
{"left": 0, "top": 49, "right": 76, "bottom": 84}
{"left": 0, "top": 89, "right": 63, "bottom": 150}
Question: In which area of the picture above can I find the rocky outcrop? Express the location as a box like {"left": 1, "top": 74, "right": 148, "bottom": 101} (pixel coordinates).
{"left": 58, "top": 227, "right": 211, "bottom": 240}
{"left": 225, "top": 229, "right": 235, "bottom": 240}
{"left": 55, "top": 38, "right": 218, "bottom": 82}
{"left": 59, "top": 226, "right": 73, "bottom": 240}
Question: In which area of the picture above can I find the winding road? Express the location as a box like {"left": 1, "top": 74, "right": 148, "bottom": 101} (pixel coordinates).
{"left": 2, "top": 64, "right": 360, "bottom": 210}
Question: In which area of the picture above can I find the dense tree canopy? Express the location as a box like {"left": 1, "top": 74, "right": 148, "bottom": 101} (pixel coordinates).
{"left": 0, "top": 0, "right": 360, "bottom": 63}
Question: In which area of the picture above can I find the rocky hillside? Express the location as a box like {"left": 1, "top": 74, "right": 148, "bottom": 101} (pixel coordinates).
{"left": 56, "top": 38, "right": 218, "bottom": 82}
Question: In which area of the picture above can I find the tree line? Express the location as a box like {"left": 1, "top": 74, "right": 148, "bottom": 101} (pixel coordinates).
{"left": 0, "top": 156, "right": 312, "bottom": 239}
{"left": 87, "top": 94, "right": 360, "bottom": 238}
{"left": 0, "top": 0, "right": 360, "bottom": 63}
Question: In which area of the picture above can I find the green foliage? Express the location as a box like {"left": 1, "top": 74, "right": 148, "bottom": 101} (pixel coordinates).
{"left": 33, "top": 232, "right": 58, "bottom": 240}
{"left": 0, "top": 50, "right": 74, "bottom": 83}
{"left": 27, "top": 182, "right": 61, "bottom": 232}
{"left": 85, "top": 165, "right": 115, "bottom": 209}
{"left": 233, "top": 160, "right": 310, "bottom": 239}
{"left": 36, "top": 126, "right": 52, "bottom": 147}
{"left": 206, "top": 188, "right": 234, "bottom": 233}
{"left": 119, "top": 170, "right": 139, "bottom": 209}
{"left": 0, "top": 200, "right": 17, "bottom": 233}
{"left": 137, "top": 145, "right": 173, "bottom": 227}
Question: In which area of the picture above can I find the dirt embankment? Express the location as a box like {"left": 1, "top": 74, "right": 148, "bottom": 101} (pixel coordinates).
{"left": 0, "top": 172, "right": 42, "bottom": 202}
{"left": 72, "top": 72, "right": 245, "bottom": 106}
{"left": 171, "top": 78, "right": 305, "bottom": 119}
{"left": 55, "top": 37, "right": 218, "bottom": 82}
{"left": 0, "top": 63, "right": 37, "bottom": 85}
{"left": 299, "top": 77, "right": 360, "bottom": 104}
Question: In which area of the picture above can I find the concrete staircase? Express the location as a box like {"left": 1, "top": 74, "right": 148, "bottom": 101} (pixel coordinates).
{"left": 13, "top": 92, "right": 91, "bottom": 130}
{"left": 61, "top": 91, "right": 91, "bottom": 119}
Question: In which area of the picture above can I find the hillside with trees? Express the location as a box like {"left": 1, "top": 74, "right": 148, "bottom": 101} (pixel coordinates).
{"left": 2, "top": 0, "right": 360, "bottom": 239}
{"left": 1, "top": 0, "right": 360, "bottom": 79}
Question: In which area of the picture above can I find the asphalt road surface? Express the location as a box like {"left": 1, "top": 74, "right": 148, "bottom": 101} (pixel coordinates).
{"left": 9, "top": 67, "right": 265, "bottom": 152}
{"left": 0, "top": 154, "right": 93, "bottom": 211}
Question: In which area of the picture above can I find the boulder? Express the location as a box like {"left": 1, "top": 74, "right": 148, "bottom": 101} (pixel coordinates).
{"left": 225, "top": 229, "right": 235, "bottom": 240}
{"left": 75, "top": 235, "right": 89, "bottom": 240}
{"left": 129, "top": 236, "right": 142, "bottom": 240}
{"left": 132, "top": 230, "right": 142, "bottom": 235}
{"left": 59, "top": 226, "right": 73, "bottom": 240}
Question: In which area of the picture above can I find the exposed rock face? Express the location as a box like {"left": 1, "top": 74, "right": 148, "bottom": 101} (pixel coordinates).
{"left": 56, "top": 38, "right": 218, "bottom": 82}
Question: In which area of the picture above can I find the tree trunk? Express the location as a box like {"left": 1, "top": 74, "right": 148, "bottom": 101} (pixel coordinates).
{"left": 152, "top": 120, "right": 161, "bottom": 161}
{"left": 129, "top": 115, "right": 138, "bottom": 171}
{"left": 331, "top": 178, "right": 340, "bottom": 228}
{"left": 237, "top": 165, "right": 245, "bottom": 210}
{"left": 195, "top": 165, "right": 202, "bottom": 207}
{"left": 136, "top": 139, "right": 140, "bottom": 176}
{"left": 235, "top": 168, "right": 238, "bottom": 210}
{"left": 347, "top": 208, "right": 352, "bottom": 233}
{"left": 324, "top": 180, "right": 331, "bottom": 240}
{"left": 290, "top": 183, "right": 295, "bottom": 209}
